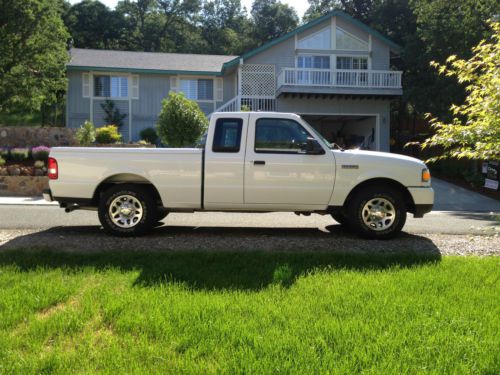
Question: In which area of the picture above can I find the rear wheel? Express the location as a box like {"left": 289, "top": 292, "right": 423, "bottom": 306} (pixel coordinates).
{"left": 347, "top": 186, "right": 406, "bottom": 239}
{"left": 98, "top": 184, "right": 156, "bottom": 236}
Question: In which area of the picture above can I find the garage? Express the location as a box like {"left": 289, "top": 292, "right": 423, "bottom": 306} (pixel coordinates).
{"left": 301, "top": 114, "right": 379, "bottom": 151}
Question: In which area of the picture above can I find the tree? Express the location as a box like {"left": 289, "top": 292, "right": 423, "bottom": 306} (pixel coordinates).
{"left": 420, "top": 21, "right": 499, "bottom": 161}
{"left": 407, "top": 0, "right": 499, "bottom": 119}
{"left": 101, "top": 99, "right": 127, "bottom": 128}
{"left": 156, "top": 92, "right": 208, "bottom": 147}
{"left": 200, "top": 0, "right": 253, "bottom": 55}
{"left": 0, "top": 0, "right": 69, "bottom": 113}
{"left": 251, "top": 0, "right": 299, "bottom": 45}
{"left": 63, "top": 0, "right": 127, "bottom": 49}
{"left": 115, "top": 0, "right": 205, "bottom": 53}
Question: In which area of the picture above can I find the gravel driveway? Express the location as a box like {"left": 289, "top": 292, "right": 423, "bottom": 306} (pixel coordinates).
{"left": 1, "top": 223, "right": 498, "bottom": 256}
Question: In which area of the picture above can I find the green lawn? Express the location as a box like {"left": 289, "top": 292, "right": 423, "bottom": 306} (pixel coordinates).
{"left": 0, "top": 249, "right": 498, "bottom": 374}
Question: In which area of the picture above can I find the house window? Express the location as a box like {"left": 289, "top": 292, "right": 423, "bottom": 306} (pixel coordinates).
{"left": 297, "top": 27, "right": 331, "bottom": 49}
{"left": 94, "top": 75, "right": 128, "bottom": 97}
{"left": 336, "top": 27, "right": 368, "bottom": 51}
{"left": 297, "top": 55, "right": 330, "bottom": 69}
{"left": 297, "top": 55, "right": 331, "bottom": 84}
{"left": 336, "top": 56, "right": 368, "bottom": 70}
{"left": 180, "top": 79, "right": 214, "bottom": 100}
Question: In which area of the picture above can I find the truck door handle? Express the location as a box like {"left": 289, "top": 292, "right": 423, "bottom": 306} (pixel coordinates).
{"left": 253, "top": 160, "right": 266, "bottom": 165}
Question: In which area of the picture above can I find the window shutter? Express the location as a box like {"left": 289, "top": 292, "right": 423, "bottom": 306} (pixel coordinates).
{"left": 82, "top": 73, "right": 90, "bottom": 98}
{"left": 215, "top": 77, "right": 223, "bottom": 101}
{"left": 131, "top": 75, "right": 139, "bottom": 99}
{"left": 170, "top": 76, "right": 178, "bottom": 92}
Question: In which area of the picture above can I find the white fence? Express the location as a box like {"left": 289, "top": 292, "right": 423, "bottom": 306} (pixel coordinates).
{"left": 277, "top": 68, "right": 402, "bottom": 89}
{"left": 213, "top": 95, "right": 276, "bottom": 113}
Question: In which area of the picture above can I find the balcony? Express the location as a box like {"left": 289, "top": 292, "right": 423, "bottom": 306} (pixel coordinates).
{"left": 277, "top": 68, "right": 403, "bottom": 97}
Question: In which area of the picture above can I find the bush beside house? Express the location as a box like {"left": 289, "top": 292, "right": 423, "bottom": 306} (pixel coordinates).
{"left": 156, "top": 92, "right": 208, "bottom": 147}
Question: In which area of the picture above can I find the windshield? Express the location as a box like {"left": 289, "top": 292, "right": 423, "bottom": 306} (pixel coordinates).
{"left": 299, "top": 116, "right": 333, "bottom": 149}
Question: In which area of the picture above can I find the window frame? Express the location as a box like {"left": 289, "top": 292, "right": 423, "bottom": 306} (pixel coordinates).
{"left": 212, "top": 118, "right": 244, "bottom": 153}
{"left": 93, "top": 74, "right": 130, "bottom": 99}
{"left": 254, "top": 118, "right": 315, "bottom": 155}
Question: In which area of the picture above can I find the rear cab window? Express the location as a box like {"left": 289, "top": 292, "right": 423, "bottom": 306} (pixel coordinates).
{"left": 212, "top": 118, "right": 243, "bottom": 153}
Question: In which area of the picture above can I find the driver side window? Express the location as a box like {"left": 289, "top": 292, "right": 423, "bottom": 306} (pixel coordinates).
{"left": 255, "top": 118, "right": 311, "bottom": 153}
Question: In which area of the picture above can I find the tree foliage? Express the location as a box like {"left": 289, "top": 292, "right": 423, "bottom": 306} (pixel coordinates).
{"left": 250, "top": 0, "right": 298, "bottom": 45}
{"left": 420, "top": 21, "right": 500, "bottom": 161}
{"left": 95, "top": 124, "right": 122, "bottom": 144}
{"left": 76, "top": 120, "right": 96, "bottom": 146}
{"left": 101, "top": 99, "right": 127, "bottom": 128}
{"left": 156, "top": 92, "right": 208, "bottom": 147}
{"left": 0, "top": 0, "right": 69, "bottom": 113}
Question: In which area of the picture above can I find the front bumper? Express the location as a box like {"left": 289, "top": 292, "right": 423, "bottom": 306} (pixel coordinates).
{"left": 407, "top": 187, "right": 434, "bottom": 218}
{"left": 43, "top": 189, "right": 53, "bottom": 202}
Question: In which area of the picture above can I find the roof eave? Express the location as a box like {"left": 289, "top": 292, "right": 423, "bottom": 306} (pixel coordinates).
{"left": 67, "top": 65, "right": 224, "bottom": 76}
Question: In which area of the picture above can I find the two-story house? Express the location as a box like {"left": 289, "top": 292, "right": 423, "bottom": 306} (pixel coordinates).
{"left": 66, "top": 10, "right": 402, "bottom": 151}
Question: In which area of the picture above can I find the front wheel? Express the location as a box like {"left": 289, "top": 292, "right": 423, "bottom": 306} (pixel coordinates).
{"left": 347, "top": 186, "right": 406, "bottom": 239}
{"left": 98, "top": 184, "right": 156, "bottom": 237}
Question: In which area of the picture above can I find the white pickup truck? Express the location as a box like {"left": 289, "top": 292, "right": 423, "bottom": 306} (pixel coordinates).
{"left": 44, "top": 112, "right": 433, "bottom": 239}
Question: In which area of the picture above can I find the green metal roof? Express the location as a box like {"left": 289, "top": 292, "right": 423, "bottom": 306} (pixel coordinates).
{"left": 222, "top": 10, "right": 401, "bottom": 72}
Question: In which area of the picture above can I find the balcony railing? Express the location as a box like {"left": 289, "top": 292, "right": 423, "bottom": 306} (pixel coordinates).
{"left": 277, "top": 68, "right": 402, "bottom": 89}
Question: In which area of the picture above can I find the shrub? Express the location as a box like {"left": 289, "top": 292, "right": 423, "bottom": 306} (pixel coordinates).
{"left": 139, "top": 127, "right": 158, "bottom": 144}
{"left": 32, "top": 145, "right": 50, "bottom": 162}
{"left": 156, "top": 92, "right": 208, "bottom": 147}
{"left": 0, "top": 157, "right": 5, "bottom": 167}
{"left": 34, "top": 160, "right": 45, "bottom": 168}
{"left": 0, "top": 147, "right": 9, "bottom": 160}
{"left": 95, "top": 125, "right": 122, "bottom": 144}
{"left": 76, "top": 120, "right": 96, "bottom": 146}
{"left": 101, "top": 99, "right": 127, "bottom": 128}
{"left": 10, "top": 148, "right": 29, "bottom": 162}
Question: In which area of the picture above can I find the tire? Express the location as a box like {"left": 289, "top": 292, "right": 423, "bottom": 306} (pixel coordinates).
{"left": 331, "top": 211, "right": 349, "bottom": 227}
{"left": 347, "top": 186, "right": 407, "bottom": 239}
{"left": 98, "top": 184, "right": 156, "bottom": 237}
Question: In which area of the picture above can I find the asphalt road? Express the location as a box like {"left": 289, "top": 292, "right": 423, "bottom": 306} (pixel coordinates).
{"left": 1, "top": 205, "right": 498, "bottom": 235}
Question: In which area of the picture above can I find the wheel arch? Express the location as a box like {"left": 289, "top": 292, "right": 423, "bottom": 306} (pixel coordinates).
{"left": 92, "top": 173, "right": 163, "bottom": 207}
{"left": 342, "top": 178, "right": 415, "bottom": 213}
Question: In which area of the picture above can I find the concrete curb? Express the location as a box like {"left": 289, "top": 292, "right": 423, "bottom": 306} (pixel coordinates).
{"left": 0, "top": 197, "right": 58, "bottom": 206}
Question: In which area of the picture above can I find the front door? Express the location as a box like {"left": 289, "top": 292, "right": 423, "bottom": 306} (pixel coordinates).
{"left": 244, "top": 114, "right": 335, "bottom": 209}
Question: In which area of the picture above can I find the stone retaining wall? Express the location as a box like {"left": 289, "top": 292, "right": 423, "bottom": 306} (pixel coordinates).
{"left": 0, "top": 127, "right": 78, "bottom": 147}
{"left": 0, "top": 176, "right": 49, "bottom": 196}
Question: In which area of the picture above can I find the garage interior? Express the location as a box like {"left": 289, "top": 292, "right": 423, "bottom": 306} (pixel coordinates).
{"left": 301, "top": 115, "right": 377, "bottom": 150}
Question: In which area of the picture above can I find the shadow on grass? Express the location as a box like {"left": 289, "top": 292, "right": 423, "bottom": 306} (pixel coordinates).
{"left": 0, "top": 225, "right": 442, "bottom": 291}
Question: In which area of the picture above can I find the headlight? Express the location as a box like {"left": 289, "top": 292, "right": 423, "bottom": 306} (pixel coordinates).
{"left": 421, "top": 168, "right": 431, "bottom": 182}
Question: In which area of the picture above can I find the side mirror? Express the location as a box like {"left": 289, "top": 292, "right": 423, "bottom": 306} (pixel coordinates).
{"left": 304, "top": 137, "right": 325, "bottom": 155}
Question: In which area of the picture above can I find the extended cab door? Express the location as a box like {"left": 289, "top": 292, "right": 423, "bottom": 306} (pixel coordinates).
{"left": 204, "top": 113, "right": 249, "bottom": 209}
{"left": 244, "top": 113, "right": 335, "bottom": 209}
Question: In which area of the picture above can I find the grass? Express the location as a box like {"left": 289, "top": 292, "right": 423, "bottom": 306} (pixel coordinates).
{"left": 0, "top": 249, "right": 498, "bottom": 374}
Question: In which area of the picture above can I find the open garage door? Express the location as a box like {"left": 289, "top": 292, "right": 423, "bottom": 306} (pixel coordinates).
{"left": 301, "top": 114, "right": 379, "bottom": 151}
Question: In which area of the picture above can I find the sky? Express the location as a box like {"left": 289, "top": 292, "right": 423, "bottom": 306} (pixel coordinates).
{"left": 68, "top": 0, "right": 311, "bottom": 19}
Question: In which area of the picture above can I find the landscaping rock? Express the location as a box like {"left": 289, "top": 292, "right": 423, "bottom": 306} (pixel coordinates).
{"left": 7, "top": 166, "right": 20, "bottom": 176}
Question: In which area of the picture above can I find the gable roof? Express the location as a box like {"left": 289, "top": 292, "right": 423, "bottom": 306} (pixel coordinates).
{"left": 222, "top": 10, "right": 401, "bottom": 71}
{"left": 67, "top": 48, "right": 237, "bottom": 76}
